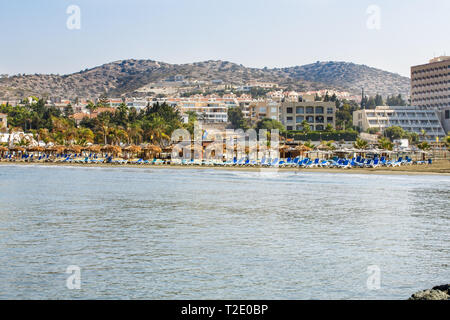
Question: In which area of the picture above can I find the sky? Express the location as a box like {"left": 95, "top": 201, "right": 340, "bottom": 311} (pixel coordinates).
{"left": 0, "top": 0, "right": 449, "bottom": 77}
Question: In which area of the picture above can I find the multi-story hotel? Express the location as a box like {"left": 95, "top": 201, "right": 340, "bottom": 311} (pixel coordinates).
{"left": 280, "top": 101, "right": 336, "bottom": 131}
{"left": 411, "top": 56, "right": 450, "bottom": 133}
{"left": 353, "top": 106, "right": 446, "bottom": 142}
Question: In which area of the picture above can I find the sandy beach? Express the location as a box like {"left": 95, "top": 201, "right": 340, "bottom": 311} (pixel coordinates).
{"left": 1, "top": 160, "right": 449, "bottom": 175}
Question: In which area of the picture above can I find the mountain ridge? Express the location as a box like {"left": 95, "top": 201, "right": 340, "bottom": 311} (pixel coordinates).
{"left": 0, "top": 59, "right": 410, "bottom": 100}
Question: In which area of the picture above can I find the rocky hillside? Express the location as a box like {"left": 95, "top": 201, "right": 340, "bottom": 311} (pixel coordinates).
{"left": 282, "top": 61, "right": 410, "bottom": 98}
{"left": 0, "top": 59, "right": 410, "bottom": 99}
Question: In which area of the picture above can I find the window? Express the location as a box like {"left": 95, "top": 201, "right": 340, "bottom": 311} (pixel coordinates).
{"left": 446, "top": 110, "right": 450, "bottom": 119}
{"left": 287, "top": 107, "right": 293, "bottom": 113}
{"left": 287, "top": 116, "right": 293, "bottom": 122}
{"left": 306, "top": 107, "right": 314, "bottom": 114}
{"left": 259, "top": 107, "right": 266, "bottom": 113}
{"left": 296, "top": 115, "right": 304, "bottom": 123}
{"left": 315, "top": 116, "right": 324, "bottom": 123}
{"left": 327, "top": 107, "right": 333, "bottom": 114}
{"left": 287, "top": 126, "right": 293, "bottom": 130}
{"left": 296, "top": 106, "right": 304, "bottom": 114}
{"left": 316, "top": 125, "right": 324, "bottom": 131}
{"left": 271, "top": 107, "right": 277, "bottom": 113}
{"left": 327, "top": 117, "right": 333, "bottom": 123}
{"left": 306, "top": 116, "right": 314, "bottom": 122}
{"left": 315, "top": 107, "right": 324, "bottom": 113}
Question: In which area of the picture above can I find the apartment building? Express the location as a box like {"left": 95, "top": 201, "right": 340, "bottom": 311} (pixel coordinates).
{"left": 353, "top": 106, "right": 446, "bottom": 142}
{"left": 411, "top": 56, "right": 450, "bottom": 132}
{"left": 280, "top": 101, "right": 336, "bottom": 131}
{"left": 172, "top": 98, "right": 229, "bottom": 123}
{"left": 248, "top": 101, "right": 280, "bottom": 123}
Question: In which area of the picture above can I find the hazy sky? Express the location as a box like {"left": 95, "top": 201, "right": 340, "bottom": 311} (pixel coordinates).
{"left": 1, "top": 0, "right": 449, "bottom": 77}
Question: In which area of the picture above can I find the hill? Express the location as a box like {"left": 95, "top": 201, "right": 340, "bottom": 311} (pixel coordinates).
{"left": 0, "top": 59, "right": 410, "bottom": 100}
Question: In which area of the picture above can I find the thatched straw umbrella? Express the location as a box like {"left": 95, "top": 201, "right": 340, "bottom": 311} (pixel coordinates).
{"left": 87, "top": 145, "right": 101, "bottom": 154}
{"left": 9, "top": 146, "right": 26, "bottom": 159}
{"left": 67, "top": 145, "right": 83, "bottom": 154}
{"left": 27, "top": 146, "right": 45, "bottom": 153}
{"left": 295, "top": 145, "right": 312, "bottom": 157}
{"left": 46, "top": 145, "right": 66, "bottom": 155}
{"left": 143, "top": 144, "right": 162, "bottom": 159}
{"left": 124, "top": 145, "right": 142, "bottom": 159}
{"left": 101, "top": 145, "right": 122, "bottom": 156}
{"left": 9, "top": 146, "right": 26, "bottom": 153}
{"left": 124, "top": 145, "right": 142, "bottom": 154}
{"left": 279, "top": 144, "right": 291, "bottom": 158}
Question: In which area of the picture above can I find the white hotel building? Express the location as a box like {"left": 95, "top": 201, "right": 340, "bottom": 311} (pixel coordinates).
{"left": 353, "top": 106, "right": 446, "bottom": 142}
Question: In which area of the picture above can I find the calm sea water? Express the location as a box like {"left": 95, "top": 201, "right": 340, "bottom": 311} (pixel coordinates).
{"left": 0, "top": 165, "right": 448, "bottom": 299}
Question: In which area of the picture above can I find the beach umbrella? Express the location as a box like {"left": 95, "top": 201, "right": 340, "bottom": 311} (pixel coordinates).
{"left": 47, "top": 145, "right": 66, "bottom": 154}
{"left": 28, "top": 146, "right": 45, "bottom": 152}
{"left": 9, "top": 146, "right": 26, "bottom": 152}
{"left": 124, "top": 145, "right": 142, "bottom": 159}
{"left": 27, "top": 146, "right": 45, "bottom": 154}
{"left": 87, "top": 145, "right": 101, "bottom": 153}
{"left": 124, "top": 145, "right": 142, "bottom": 154}
{"left": 67, "top": 145, "right": 83, "bottom": 154}
{"left": 101, "top": 145, "right": 122, "bottom": 156}
{"left": 295, "top": 145, "right": 312, "bottom": 152}
{"left": 143, "top": 144, "right": 162, "bottom": 159}
{"left": 295, "top": 145, "right": 312, "bottom": 157}
{"left": 143, "top": 144, "right": 162, "bottom": 153}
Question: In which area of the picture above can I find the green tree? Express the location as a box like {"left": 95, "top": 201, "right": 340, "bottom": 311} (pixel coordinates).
{"left": 384, "top": 126, "right": 406, "bottom": 140}
{"left": 227, "top": 107, "right": 249, "bottom": 130}
{"left": 378, "top": 137, "right": 393, "bottom": 150}
{"left": 417, "top": 141, "right": 431, "bottom": 150}
{"left": 353, "top": 137, "right": 368, "bottom": 149}
{"left": 255, "top": 118, "right": 286, "bottom": 133}
{"left": 299, "top": 120, "right": 311, "bottom": 134}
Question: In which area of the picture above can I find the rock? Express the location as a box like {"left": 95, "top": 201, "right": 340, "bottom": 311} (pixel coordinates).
{"left": 409, "top": 284, "right": 450, "bottom": 300}
{"left": 432, "top": 284, "right": 450, "bottom": 294}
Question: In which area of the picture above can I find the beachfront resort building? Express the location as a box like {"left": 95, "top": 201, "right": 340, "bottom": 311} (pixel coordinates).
{"left": 279, "top": 101, "right": 336, "bottom": 131}
{"left": 352, "top": 106, "right": 446, "bottom": 142}
{"left": 411, "top": 56, "right": 450, "bottom": 133}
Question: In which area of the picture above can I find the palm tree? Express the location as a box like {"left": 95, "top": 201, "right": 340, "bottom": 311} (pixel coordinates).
{"left": 353, "top": 137, "right": 368, "bottom": 149}
{"left": 126, "top": 123, "right": 143, "bottom": 145}
{"left": 300, "top": 120, "right": 311, "bottom": 134}
{"left": 145, "top": 116, "right": 170, "bottom": 146}
{"left": 86, "top": 101, "right": 98, "bottom": 118}
{"left": 420, "top": 129, "right": 428, "bottom": 141}
{"left": 303, "top": 140, "right": 315, "bottom": 149}
{"left": 417, "top": 141, "right": 431, "bottom": 150}
{"left": 75, "top": 128, "right": 94, "bottom": 146}
{"left": 378, "top": 137, "right": 393, "bottom": 150}
{"left": 321, "top": 140, "right": 336, "bottom": 150}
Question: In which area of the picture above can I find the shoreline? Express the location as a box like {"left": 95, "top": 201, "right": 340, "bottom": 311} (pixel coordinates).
{"left": 1, "top": 161, "right": 449, "bottom": 175}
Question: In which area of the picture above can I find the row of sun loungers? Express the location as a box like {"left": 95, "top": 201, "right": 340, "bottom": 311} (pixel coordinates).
{"left": 171, "top": 156, "right": 432, "bottom": 168}
{"left": 1, "top": 153, "right": 433, "bottom": 168}
{"left": 0, "top": 153, "right": 167, "bottom": 165}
